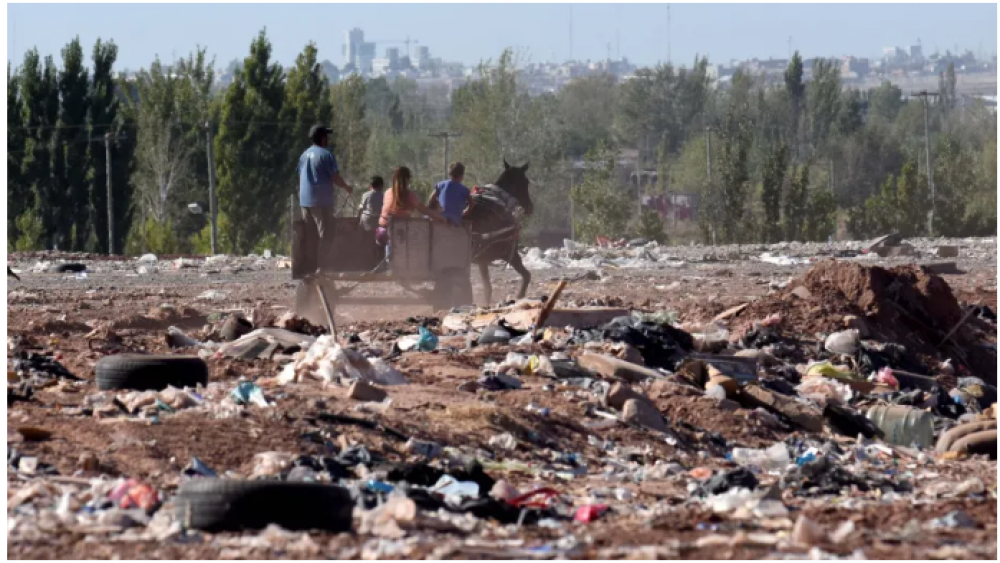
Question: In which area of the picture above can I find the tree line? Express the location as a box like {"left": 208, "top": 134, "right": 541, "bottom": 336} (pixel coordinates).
{"left": 8, "top": 30, "right": 997, "bottom": 256}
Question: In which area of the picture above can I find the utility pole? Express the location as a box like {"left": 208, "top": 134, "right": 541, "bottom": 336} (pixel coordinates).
{"left": 204, "top": 122, "right": 219, "bottom": 255}
{"left": 567, "top": 156, "right": 576, "bottom": 241}
{"left": 913, "top": 90, "right": 939, "bottom": 235}
{"left": 105, "top": 133, "right": 115, "bottom": 255}
{"left": 87, "top": 131, "right": 126, "bottom": 255}
{"left": 667, "top": 4, "right": 672, "bottom": 66}
{"left": 705, "top": 126, "right": 715, "bottom": 246}
{"left": 569, "top": 4, "right": 574, "bottom": 62}
{"left": 429, "top": 132, "right": 461, "bottom": 177}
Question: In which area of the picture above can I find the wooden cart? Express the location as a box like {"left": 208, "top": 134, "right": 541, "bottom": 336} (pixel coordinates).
{"left": 291, "top": 211, "right": 474, "bottom": 331}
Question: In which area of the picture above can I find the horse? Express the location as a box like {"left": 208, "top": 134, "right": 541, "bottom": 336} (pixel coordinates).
{"left": 464, "top": 159, "right": 534, "bottom": 304}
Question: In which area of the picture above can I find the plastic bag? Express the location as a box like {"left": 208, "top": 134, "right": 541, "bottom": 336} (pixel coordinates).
{"left": 416, "top": 327, "right": 438, "bottom": 352}
{"left": 872, "top": 367, "right": 899, "bottom": 389}
{"left": 230, "top": 381, "right": 269, "bottom": 407}
{"left": 805, "top": 361, "right": 857, "bottom": 382}
{"left": 370, "top": 359, "right": 408, "bottom": 385}
{"left": 797, "top": 377, "right": 853, "bottom": 406}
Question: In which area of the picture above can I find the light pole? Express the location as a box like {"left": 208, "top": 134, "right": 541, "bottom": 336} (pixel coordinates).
{"left": 428, "top": 132, "right": 461, "bottom": 177}
{"left": 204, "top": 122, "right": 218, "bottom": 254}
{"left": 913, "top": 90, "right": 938, "bottom": 235}
{"left": 88, "top": 131, "right": 127, "bottom": 255}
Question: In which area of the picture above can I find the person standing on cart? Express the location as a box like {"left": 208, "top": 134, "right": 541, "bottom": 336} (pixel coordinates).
{"left": 297, "top": 124, "right": 354, "bottom": 274}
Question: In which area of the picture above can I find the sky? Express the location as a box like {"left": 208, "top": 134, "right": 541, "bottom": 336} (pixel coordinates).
{"left": 6, "top": 3, "right": 998, "bottom": 72}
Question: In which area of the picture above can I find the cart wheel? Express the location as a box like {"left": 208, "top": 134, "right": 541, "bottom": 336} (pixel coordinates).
{"left": 432, "top": 269, "right": 474, "bottom": 311}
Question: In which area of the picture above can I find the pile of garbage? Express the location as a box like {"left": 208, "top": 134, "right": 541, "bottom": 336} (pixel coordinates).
{"left": 515, "top": 235, "right": 997, "bottom": 272}
{"left": 6, "top": 255, "right": 997, "bottom": 559}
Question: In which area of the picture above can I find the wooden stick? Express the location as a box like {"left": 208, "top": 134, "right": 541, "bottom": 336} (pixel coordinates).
{"left": 534, "top": 280, "right": 568, "bottom": 336}
{"left": 938, "top": 307, "right": 977, "bottom": 347}
{"left": 315, "top": 282, "right": 337, "bottom": 341}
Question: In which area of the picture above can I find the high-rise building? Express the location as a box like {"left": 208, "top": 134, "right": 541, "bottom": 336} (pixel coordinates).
{"left": 415, "top": 46, "right": 431, "bottom": 69}
{"left": 357, "top": 42, "right": 376, "bottom": 73}
{"left": 344, "top": 28, "right": 364, "bottom": 68}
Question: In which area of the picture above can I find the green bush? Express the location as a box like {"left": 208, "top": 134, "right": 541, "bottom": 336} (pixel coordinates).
{"left": 14, "top": 211, "right": 45, "bottom": 251}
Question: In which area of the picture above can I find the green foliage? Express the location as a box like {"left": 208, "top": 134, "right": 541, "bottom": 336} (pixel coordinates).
{"left": 570, "top": 143, "right": 632, "bottom": 242}
{"left": 806, "top": 59, "right": 841, "bottom": 152}
{"left": 88, "top": 38, "right": 130, "bottom": 254}
{"left": 895, "top": 160, "right": 928, "bottom": 237}
{"left": 634, "top": 208, "right": 667, "bottom": 243}
{"left": 214, "top": 29, "right": 287, "bottom": 254}
{"left": 329, "top": 74, "right": 369, "bottom": 178}
{"left": 56, "top": 37, "right": 92, "bottom": 251}
{"left": 866, "top": 81, "right": 904, "bottom": 123}
{"left": 124, "top": 217, "right": 183, "bottom": 255}
{"left": 783, "top": 165, "right": 810, "bottom": 241}
{"left": 7, "top": 36, "right": 997, "bottom": 258}
{"left": 8, "top": 62, "right": 27, "bottom": 245}
{"left": 559, "top": 74, "right": 617, "bottom": 158}
{"left": 190, "top": 213, "right": 233, "bottom": 255}
{"left": 616, "top": 58, "right": 712, "bottom": 157}
{"left": 715, "top": 92, "right": 754, "bottom": 244}
{"left": 282, "top": 43, "right": 333, "bottom": 181}
{"left": 14, "top": 210, "right": 46, "bottom": 251}
{"left": 805, "top": 187, "right": 836, "bottom": 242}
{"left": 760, "top": 142, "right": 788, "bottom": 243}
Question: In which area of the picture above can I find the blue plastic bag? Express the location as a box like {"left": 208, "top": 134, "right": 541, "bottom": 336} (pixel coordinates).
{"left": 417, "top": 326, "right": 438, "bottom": 352}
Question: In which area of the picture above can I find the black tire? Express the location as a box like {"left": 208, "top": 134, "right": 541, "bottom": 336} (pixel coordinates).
{"left": 95, "top": 354, "right": 209, "bottom": 391}
{"left": 50, "top": 263, "right": 87, "bottom": 274}
{"left": 175, "top": 479, "right": 354, "bottom": 533}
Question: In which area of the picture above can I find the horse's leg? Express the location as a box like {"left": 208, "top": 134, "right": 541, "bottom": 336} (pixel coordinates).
{"left": 508, "top": 250, "right": 531, "bottom": 299}
{"left": 478, "top": 261, "right": 493, "bottom": 305}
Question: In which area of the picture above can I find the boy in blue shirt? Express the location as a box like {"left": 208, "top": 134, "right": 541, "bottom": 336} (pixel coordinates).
{"left": 429, "top": 162, "right": 472, "bottom": 226}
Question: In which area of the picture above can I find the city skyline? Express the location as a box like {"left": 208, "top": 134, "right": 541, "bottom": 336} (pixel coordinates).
{"left": 7, "top": 3, "right": 997, "bottom": 71}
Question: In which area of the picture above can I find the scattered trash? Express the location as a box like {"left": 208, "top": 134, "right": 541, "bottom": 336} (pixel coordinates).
{"left": 182, "top": 457, "right": 217, "bottom": 478}
{"left": 729, "top": 443, "right": 791, "bottom": 473}
{"left": 866, "top": 405, "right": 936, "bottom": 449}
{"left": 416, "top": 327, "right": 439, "bottom": 352}
{"left": 824, "top": 329, "right": 860, "bottom": 356}
{"left": 230, "top": 381, "right": 269, "bottom": 407}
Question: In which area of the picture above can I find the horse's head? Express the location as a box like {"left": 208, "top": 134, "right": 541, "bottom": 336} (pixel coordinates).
{"left": 495, "top": 159, "right": 534, "bottom": 216}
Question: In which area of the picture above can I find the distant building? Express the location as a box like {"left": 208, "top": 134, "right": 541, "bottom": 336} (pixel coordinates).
{"left": 415, "top": 46, "right": 432, "bottom": 69}
{"left": 344, "top": 28, "right": 364, "bottom": 68}
{"left": 841, "top": 56, "right": 870, "bottom": 79}
{"left": 343, "top": 28, "right": 376, "bottom": 73}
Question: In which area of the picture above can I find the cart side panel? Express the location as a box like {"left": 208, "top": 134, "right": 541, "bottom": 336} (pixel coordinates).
{"left": 329, "top": 217, "right": 381, "bottom": 272}
{"left": 293, "top": 215, "right": 381, "bottom": 278}
{"left": 432, "top": 224, "right": 472, "bottom": 273}
{"left": 389, "top": 219, "right": 471, "bottom": 280}
{"left": 390, "top": 219, "right": 432, "bottom": 279}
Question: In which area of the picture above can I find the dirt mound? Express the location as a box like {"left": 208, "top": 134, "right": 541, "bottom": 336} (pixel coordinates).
{"left": 736, "top": 260, "right": 995, "bottom": 381}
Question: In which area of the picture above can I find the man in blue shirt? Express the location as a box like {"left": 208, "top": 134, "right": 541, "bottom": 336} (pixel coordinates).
{"left": 429, "top": 162, "right": 472, "bottom": 226}
{"left": 297, "top": 124, "right": 353, "bottom": 274}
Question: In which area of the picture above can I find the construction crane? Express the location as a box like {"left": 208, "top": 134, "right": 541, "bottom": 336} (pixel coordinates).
{"left": 370, "top": 36, "right": 419, "bottom": 56}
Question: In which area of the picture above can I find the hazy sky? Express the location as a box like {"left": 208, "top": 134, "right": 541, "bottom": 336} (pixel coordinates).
{"left": 7, "top": 3, "right": 998, "bottom": 71}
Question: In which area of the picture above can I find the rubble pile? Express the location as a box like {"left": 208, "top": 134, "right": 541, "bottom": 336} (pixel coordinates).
{"left": 6, "top": 245, "right": 997, "bottom": 560}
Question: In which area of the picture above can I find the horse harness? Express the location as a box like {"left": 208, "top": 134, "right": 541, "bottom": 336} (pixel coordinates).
{"left": 469, "top": 184, "right": 523, "bottom": 261}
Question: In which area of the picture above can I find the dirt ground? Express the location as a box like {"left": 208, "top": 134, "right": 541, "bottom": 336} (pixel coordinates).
{"left": 6, "top": 247, "right": 997, "bottom": 560}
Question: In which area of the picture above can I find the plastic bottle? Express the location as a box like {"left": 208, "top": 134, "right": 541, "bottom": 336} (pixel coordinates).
{"left": 866, "top": 406, "right": 935, "bottom": 449}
